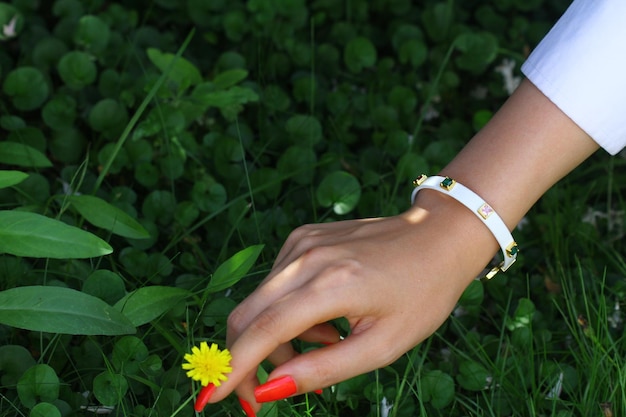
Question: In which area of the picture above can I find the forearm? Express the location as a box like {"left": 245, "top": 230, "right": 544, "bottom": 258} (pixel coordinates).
{"left": 404, "top": 79, "right": 600, "bottom": 283}
{"left": 441, "top": 78, "right": 599, "bottom": 229}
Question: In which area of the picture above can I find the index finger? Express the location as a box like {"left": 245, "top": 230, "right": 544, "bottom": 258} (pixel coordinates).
{"left": 209, "top": 277, "right": 352, "bottom": 403}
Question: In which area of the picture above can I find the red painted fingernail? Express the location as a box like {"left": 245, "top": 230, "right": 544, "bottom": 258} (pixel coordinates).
{"left": 254, "top": 375, "right": 297, "bottom": 403}
{"left": 320, "top": 341, "right": 334, "bottom": 346}
{"left": 314, "top": 389, "right": 323, "bottom": 395}
{"left": 194, "top": 383, "right": 216, "bottom": 412}
{"left": 238, "top": 397, "right": 256, "bottom": 417}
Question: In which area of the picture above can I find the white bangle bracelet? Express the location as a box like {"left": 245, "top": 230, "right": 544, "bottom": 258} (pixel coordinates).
{"left": 411, "top": 174, "right": 518, "bottom": 279}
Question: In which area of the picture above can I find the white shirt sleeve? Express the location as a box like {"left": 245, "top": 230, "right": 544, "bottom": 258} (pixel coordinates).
{"left": 521, "top": 0, "right": 626, "bottom": 155}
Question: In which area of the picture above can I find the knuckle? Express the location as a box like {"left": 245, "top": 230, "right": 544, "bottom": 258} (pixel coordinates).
{"left": 249, "top": 307, "right": 284, "bottom": 341}
{"left": 227, "top": 304, "right": 248, "bottom": 334}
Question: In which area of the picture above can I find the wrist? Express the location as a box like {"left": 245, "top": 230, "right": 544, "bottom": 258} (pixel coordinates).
{"left": 403, "top": 187, "right": 501, "bottom": 281}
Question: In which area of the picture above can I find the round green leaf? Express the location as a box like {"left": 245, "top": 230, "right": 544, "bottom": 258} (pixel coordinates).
{"left": 134, "top": 162, "right": 159, "bottom": 187}
{"left": 191, "top": 181, "right": 227, "bottom": 213}
{"left": 142, "top": 190, "right": 177, "bottom": 224}
{"left": 88, "top": 99, "right": 128, "bottom": 135}
{"left": 277, "top": 146, "right": 316, "bottom": 185}
{"left": 30, "top": 402, "right": 61, "bottom": 417}
{"left": 344, "top": 36, "right": 377, "bottom": 73}
{"left": 82, "top": 270, "right": 126, "bottom": 305}
{"left": 421, "top": 370, "right": 454, "bottom": 409}
{"left": 111, "top": 336, "right": 148, "bottom": 375}
{"left": 0, "top": 345, "right": 36, "bottom": 386}
{"left": 175, "top": 201, "right": 199, "bottom": 228}
{"left": 454, "top": 31, "right": 498, "bottom": 74}
{"left": 57, "top": 51, "right": 97, "bottom": 89}
{"left": 0, "top": 286, "right": 135, "bottom": 335}
{"left": 93, "top": 372, "right": 128, "bottom": 406}
{"left": 50, "top": 127, "right": 86, "bottom": 163}
{"left": 316, "top": 171, "right": 362, "bottom": 215}
{"left": 2, "top": 67, "right": 49, "bottom": 111}
{"left": 32, "top": 37, "right": 68, "bottom": 69}
{"left": 398, "top": 39, "right": 428, "bottom": 68}
{"left": 0, "top": 115, "right": 26, "bottom": 130}
{"left": 457, "top": 360, "right": 490, "bottom": 391}
{"left": 42, "top": 94, "right": 77, "bottom": 130}
{"left": 74, "top": 15, "right": 110, "bottom": 53}
{"left": 17, "top": 364, "right": 60, "bottom": 409}
{"left": 97, "top": 142, "right": 130, "bottom": 174}
{"left": 285, "top": 114, "right": 323, "bottom": 146}
{"left": 458, "top": 280, "right": 484, "bottom": 306}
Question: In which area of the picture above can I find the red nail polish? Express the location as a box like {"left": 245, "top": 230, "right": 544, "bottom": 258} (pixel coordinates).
{"left": 314, "top": 389, "right": 323, "bottom": 395}
{"left": 194, "top": 383, "right": 216, "bottom": 412}
{"left": 238, "top": 398, "right": 256, "bottom": 417}
{"left": 254, "top": 375, "right": 297, "bottom": 403}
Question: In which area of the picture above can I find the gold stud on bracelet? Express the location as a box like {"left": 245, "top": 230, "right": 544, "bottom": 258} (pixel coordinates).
{"left": 506, "top": 242, "right": 519, "bottom": 257}
{"left": 412, "top": 174, "right": 428, "bottom": 187}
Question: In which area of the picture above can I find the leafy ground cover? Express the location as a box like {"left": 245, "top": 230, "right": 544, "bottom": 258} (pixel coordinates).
{"left": 1, "top": 0, "right": 626, "bottom": 416}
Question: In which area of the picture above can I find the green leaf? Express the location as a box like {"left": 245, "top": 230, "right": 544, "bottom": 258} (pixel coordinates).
{"left": 213, "top": 69, "right": 249, "bottom": 89}
{"left": 458, "top": 280, "right": 484, "bottom": 306}
{"left": 421, "top": 370, "right": 455, "bottom": 409}
{"left": 191, "top": 84, "right": 259, "bottom": 120}
{"left": 0, "top": 286, "right": 136, "bottom": 335}
{"left": 0, "top": 211, "right": 113, "bottom": 259}
{"left": 30, "top": 403, "right": 61, "bottom": 417}
{"left": 67, "top": 195, "right": 150, "bottom": 239}
{"left": 147, "top": 47, "right": 202, "bottom": 92}
{"left": 454, "top": 31, "right": 499, "bottom": 74}
{"left": 42, "top": 94, "right": 77, "bottom": 130}
{"left": 57, "top": 51, "right": 97, "bottom": 90}
{"left": 0, "top": 345, "right": 36, "bottom": 386}
{"left": 0, "top": 170, "right": 29, "bottom": 189}
{"left": 316, "top": 171, "right": 362, "bottom": 215}
{"left": 285, "top": 114, "right": 323, "bottom": 146}
{"left": 114, "top": 286, "right": 191, "bottom": 327}
{"left": 17, "top": 364, "right": 59, "bottom": 409}
{"left": 0, "top": 142, "right": 52, "bottom": 168}
{"left": 74, "top": 15, "right": 110, "bottom": 54}
{"left": 88, "top": 98, "right": 129, "bottom": 135}
{"left": 344, "top": 36, "right": 377, "bottom": 73}
{"left": 93, "top": 371, "right": 128, "bottom": 406}
{"left": 457, "top": 360, "right": 490, "bottom": 391}
{"left": 206, "top": 244, "right": 264, "bottom": 293}
{"left": 111, "top": 336, "right": 149, "bottom": 375}
{"left": 82, "top": 270, "right": 126, "bottom": 305}
{"left": 2, "top": 67, "right": 49, "bottom": 111}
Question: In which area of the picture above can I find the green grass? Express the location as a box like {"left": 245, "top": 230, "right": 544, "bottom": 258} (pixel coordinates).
{"left": 2, "top": 1, "right": 625, "bottom": 416}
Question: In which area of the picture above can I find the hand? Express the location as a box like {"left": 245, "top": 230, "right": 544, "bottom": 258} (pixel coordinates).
{"left": 207, "top": 191, "right": 499, "bottom": 411}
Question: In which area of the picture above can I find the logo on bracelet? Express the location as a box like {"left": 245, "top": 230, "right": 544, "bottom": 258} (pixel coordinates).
{"left": 477, "top": 203, "right": 494, "bottom": 219}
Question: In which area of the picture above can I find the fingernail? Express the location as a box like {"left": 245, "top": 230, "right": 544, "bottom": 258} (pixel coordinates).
{"left": 314, "top": 389, "right": 323, "bottom": 395}
{"left": 254, "top": 375, "right": 297, "bottom": 403}
{"left": 194, "top": 383, "right": 216, "bottom": 412}
{"left": 238, "top": 397, "right": 256, "bottom": 417}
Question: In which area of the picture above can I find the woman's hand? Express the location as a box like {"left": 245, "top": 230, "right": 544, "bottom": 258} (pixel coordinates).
{"left": 201, "top": 79, "right": 599, "bottom": 414}
{"left": 207, "top": 191, "right": 499, "bottom": 411}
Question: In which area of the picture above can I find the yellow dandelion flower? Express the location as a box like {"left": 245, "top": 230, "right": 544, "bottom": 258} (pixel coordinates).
{"left": 182, "top": 342, "right": 232, "bottom": 387}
